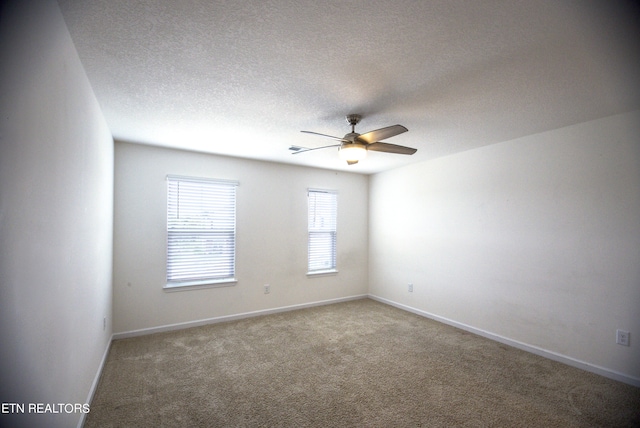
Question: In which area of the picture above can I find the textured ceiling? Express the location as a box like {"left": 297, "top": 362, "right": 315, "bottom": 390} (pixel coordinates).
{"left": 58, "top": 0, "right": 640, "bottom": 174}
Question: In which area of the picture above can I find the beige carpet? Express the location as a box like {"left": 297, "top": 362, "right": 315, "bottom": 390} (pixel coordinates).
{"left": 86, "top": 299, "right": 640, "bottom": 427}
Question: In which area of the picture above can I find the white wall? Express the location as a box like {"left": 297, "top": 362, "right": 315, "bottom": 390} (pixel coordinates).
{"left": 113, "top": 142, "right": 368, "bottom": 334}
{"left": 369, "top": 110, "right": 640, "bottom": 383}
{"left": 0, "top": 1, "right": 114, "bottom": 427}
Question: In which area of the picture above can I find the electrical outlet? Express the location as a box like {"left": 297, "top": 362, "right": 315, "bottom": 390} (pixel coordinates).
{"left": 408, "top": 283, "right": 413, "bottom": 292}
{"left": 264, "top": 284, "right": 270, "bottom": 294}
{"left": 616, "top": 329, "right": 630, "bottom": 346}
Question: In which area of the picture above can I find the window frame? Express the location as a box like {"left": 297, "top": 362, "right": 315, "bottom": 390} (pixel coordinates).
{"left": 307, "top": 188, "right": 338, "bottom": 275}
{"left": 165, "top": 175, "right": 238, "bottom": 291}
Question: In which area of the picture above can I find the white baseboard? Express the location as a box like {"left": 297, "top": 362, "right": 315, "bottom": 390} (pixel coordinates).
{"left": 77, "top": 335, "right": 113, "bottom": 428}
{"left": 113, "top": 294, "right": 368, "bottom": 340}
{"left": 368, "top": 294, "right": 640, "bottom": 388}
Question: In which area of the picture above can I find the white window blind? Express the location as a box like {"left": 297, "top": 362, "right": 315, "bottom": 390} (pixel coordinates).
{"left": 166, "top": 175, "right": 237, "bottom": 287}
{"left": 308, "top": 189, "right": 337, "bottom": 273}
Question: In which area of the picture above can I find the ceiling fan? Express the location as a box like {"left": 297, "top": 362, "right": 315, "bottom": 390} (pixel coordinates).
{"left": 291, "top": 114, "right": 417, "bottom": 165}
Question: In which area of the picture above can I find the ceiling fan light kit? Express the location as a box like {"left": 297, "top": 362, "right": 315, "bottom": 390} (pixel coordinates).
{"left": 296, "top": 114, "right": 417, "bottom": 165}
{"left": 339, "top": 142, "right": 367, "bottom": 163}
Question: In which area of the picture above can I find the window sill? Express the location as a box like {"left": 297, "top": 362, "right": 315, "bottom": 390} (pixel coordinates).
{"left": 306, "top": 269, "right": 338, "bottom": 277}
{"left": 164, "top": 279, "right": 237, "bottom": 292}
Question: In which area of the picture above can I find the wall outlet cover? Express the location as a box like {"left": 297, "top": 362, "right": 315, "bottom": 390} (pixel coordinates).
{"left": 616, "top": 329, "right": 630, "bottom": 346}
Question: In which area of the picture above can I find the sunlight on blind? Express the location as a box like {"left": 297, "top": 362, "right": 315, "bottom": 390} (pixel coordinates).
{"left": 167, "top": 176, "right": 237, "bottom": 285}
{"left": 308, "top": 189, "right": 337, "bottom": 272}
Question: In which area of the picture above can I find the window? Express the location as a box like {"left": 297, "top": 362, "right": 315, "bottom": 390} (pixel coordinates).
{"left": 166, "top": 175, "right": 238, "bottom": 288}
{"left": 307, "top": 189, "right": 337, "bottom": 273}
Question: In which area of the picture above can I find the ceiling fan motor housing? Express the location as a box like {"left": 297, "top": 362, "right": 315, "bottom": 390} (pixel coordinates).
{"left": 343, "top": 132, "right": 360, "bottom": 143}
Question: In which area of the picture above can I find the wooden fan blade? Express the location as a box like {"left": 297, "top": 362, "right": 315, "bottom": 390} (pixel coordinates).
{"left": 358, "top": 124, "right": 408, "bottom": 144}
{"left": 291, "top": 144, "right": 341, "bottom": 154}
{"left": 367, "top": 142, "right": 417, "bottom": 155}
{"left": 301, "top": 130, "right": 346, "bottom": 142}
